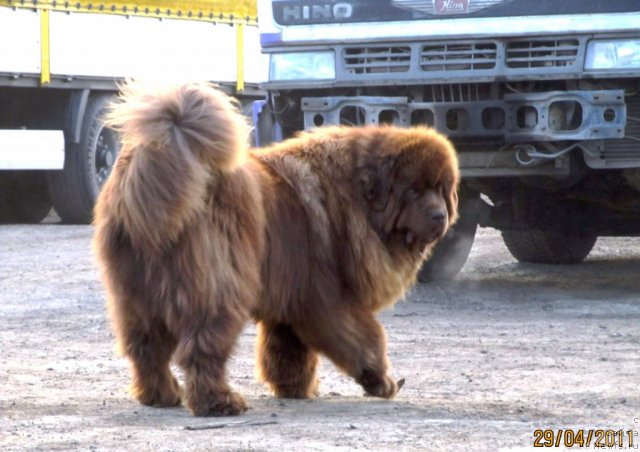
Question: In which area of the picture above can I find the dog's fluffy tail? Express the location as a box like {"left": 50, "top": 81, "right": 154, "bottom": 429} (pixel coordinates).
{"left": 102, "top": 81, "right": 250, "bottom": 250}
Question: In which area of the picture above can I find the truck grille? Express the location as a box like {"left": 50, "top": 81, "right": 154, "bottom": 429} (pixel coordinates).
{"left": 420, "top": 42, "right": 497, "bottom": 72}
{"left": 343, "top": 46, "right": 411, "bottom": 74}
{"left": 602, "top": 93, "right": 640, "bottom": 162}
{"left": 337, "top": 37, "right": 585, "bottom": 81}
{"left": 505, "top": 39, "right": 579, "bottom": 69}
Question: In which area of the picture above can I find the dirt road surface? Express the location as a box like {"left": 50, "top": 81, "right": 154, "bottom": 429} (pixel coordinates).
{"left": 1, "top": 223, "right": 639, "bottom": 451}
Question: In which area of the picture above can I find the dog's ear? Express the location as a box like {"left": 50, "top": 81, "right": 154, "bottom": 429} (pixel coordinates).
{"left": 360, "top": 157, "right": 395, "bottom": 211}
{"left": 443, "top": 178, "right": 459, "bottom": 224}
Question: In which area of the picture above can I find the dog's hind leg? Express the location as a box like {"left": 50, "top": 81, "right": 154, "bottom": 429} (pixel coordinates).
{"left": 256, "top": 321, "right": 319, "bottom": 398}
{"left": 294, "top": 306, "right": 400, "bottom": 399}
{"left": 174, "top": 307, "right": 249, "bottom": 416}
{"left": 120, "top": 318, "right": 182, "bottom": 408}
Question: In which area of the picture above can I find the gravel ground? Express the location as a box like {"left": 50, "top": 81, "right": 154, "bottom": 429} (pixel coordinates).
{"left": 1, "top": 223, "right": 639, "bottom": 451}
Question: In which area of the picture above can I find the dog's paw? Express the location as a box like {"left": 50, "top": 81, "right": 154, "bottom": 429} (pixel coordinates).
{"left": 357, "top": 369, "right": 402, "bottom": 399}
{"left": 189, "top": 391, "right": 248, "bottom": 417}
{"left": 273, "top": 378, "right": 319, "bottom": 399}
{"left": 365, "top": 374, "right": 399, "bottom": 399}
{"left": 133, "top": 375, "right": 182, "bottom": 408}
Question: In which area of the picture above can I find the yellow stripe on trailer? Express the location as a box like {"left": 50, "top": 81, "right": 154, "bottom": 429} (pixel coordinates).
{"left": 0, "top": 0, "right": 257, "bottom": 24}
{"left": 39, "top": 8, "right": 51, "bottom": 86}
{"left": 235, "top": 22, "right": 245, "bottom": 92}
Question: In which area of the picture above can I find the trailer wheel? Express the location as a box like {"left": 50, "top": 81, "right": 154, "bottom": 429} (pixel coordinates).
{"left": 501, "top": 229, "right": 596, "bottom": 264}
{"left": 0, "top": 172, "right": 52, "bottom": 223}
{"left": 418, "top": 189, "right": 480, "bottom": 282}
{"left": 48, "top": 94, "right": 119, "bottom": 224}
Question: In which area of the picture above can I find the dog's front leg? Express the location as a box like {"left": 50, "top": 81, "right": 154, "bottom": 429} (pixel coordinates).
{"left": 294, "top": 306, "right": 400, "bottom": 399}
{"left": 256, "top": 321, "right": 320, "bottom": 398}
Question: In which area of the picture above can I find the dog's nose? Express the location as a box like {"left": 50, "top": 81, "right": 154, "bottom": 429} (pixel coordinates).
{"left": 430, "top": 210, "right": 446, "bottom": 225}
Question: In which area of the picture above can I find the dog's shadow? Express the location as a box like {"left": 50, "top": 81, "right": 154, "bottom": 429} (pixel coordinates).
{"left": 107, "top": 396, "right": 415, "bottom": 429}
{"left": 116, "top": 395, "right": 556, "bottom": 432}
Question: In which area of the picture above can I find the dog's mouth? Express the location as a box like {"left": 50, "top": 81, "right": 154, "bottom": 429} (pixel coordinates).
{"left": 404, "top": 228, "right": 443, "bottom": 256}
{"left": 403, "top": 218, "right": 447, "bottom": 255}
{"left": 405, "top": 230, "right": 421, "bottom": 248}
{"left": 395, "top": 205, "right": 449, "bottom": 257}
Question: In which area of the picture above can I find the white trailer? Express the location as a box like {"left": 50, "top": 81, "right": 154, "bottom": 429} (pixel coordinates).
{"left": 0, "top": 0, "right": 265, "bottom": 223}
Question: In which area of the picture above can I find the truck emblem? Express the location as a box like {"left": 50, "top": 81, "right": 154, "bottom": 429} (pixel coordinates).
{"left": 434, "top": 0, "right": 469, "bottom": 14}
{"left": 280, "top": 3, "right": 353, "bottom": 22}
{"left": 393, "top": 0, "right": 512, "bottom": 15}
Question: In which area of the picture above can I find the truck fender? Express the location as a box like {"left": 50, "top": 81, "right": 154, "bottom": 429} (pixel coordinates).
{"left": 66, "top": 89, "right": 90, "bottom": 145}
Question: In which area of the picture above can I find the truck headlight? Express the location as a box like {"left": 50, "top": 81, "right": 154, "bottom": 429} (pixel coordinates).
{"left": 585, "top": 39, "right": 640, "bottom": 70}
{"left": 269, "top": 51, "right": 335, "bottom": 81}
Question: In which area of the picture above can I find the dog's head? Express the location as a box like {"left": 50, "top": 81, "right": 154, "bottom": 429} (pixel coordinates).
{"left": 359, "top": 127, "right": 459, "bottom": 258}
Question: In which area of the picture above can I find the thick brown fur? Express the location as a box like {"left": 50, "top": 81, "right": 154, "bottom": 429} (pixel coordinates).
{"left": 94, "top": 81, "right": 459, "bottom": 416}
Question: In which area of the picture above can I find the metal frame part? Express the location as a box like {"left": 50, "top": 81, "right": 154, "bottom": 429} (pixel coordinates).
{"left": 302, "top": 90, "right": 626, "bottom": 142}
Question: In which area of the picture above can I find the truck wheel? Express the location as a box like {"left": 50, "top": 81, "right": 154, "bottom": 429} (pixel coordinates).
{"left": 418, "top": 190, "right": 480, "bottom": 282}
{"left": 501, "top": 229, "right": 597, "bottom": 264}
{"left": 0, "top": 172, "right": 52, "bottom": 223}
{"left": 47, "top": 94, "right": 119, "bottom": 224}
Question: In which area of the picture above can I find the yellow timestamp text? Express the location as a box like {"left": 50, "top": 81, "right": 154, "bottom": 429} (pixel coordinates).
{"left": 533, "top": 429, "right": 635, "bottom": 448}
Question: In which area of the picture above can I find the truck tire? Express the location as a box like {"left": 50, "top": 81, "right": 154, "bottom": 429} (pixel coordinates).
{"left": 0, "top": 172, "right": 52, "bottom": 223}
{"left": 47, "top": 94, "right": 119, "bottom": 224}
{"left": 418, "top": 190, "right": 480, "bottom": 282}
{"left": 501, "top": 229, "right": 597, "bottom": 264}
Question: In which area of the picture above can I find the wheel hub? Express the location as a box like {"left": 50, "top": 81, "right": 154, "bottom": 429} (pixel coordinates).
{"left": 95, "top": 129, "right": 117, "bottom": 186}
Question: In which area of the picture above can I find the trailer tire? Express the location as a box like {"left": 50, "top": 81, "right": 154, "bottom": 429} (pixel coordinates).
{"left": 418, "top": 189, "right": 480, "bottom": 282}
{"left": 0, "top": 172, "right": 52, "bottom": 224}
{"left": 501, "top": 229, "right": 596, "bottom": 264}
{"left": 48, "top": 94, "right": 119, "bottom": 224}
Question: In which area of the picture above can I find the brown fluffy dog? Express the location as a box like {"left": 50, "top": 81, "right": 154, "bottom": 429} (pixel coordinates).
{"left": 93, "top": 82, "right": 459, "bottom": 416}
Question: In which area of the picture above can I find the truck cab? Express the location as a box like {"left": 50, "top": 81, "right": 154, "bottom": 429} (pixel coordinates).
{"left": 255, "top": 0, "right": 640, "bottom": 279}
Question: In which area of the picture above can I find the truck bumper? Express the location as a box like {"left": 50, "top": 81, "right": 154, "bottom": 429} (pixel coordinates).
{"left": 301, "top": 90, "right": 625, "bottom": 141}
{"left": 300, "top": 90, "right": 633, "bottom": 176}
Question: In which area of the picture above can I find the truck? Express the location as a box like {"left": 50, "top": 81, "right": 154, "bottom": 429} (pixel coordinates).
{"left": 254, "top": 0, "right": 640, "bottom": 280}
{"left": 0, "top": 0, "right": 264, "bottom": 224}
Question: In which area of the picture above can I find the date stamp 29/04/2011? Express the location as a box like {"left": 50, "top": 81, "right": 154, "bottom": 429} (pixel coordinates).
{"left": 533, "top": 429, "right": 636, "bottom": 448}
